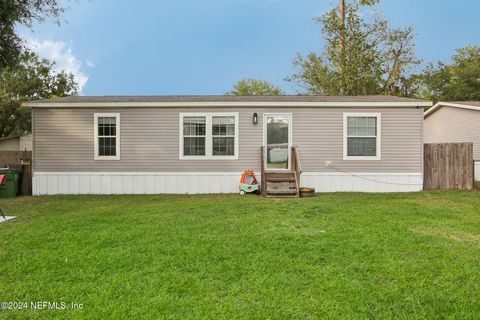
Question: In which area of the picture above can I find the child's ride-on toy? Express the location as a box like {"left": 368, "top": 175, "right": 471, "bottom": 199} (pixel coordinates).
{"left": 239, "top": 170, "right": 260, "bottom": 195}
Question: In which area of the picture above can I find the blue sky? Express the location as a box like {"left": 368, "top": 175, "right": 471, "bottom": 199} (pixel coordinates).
{"left": 21, "top": 0, "right": 480, "bottom": 95}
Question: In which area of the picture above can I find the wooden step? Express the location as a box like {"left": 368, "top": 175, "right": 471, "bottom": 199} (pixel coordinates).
{"left": 266, "top": 176, "right": 296, "bottom": 182}
{"left": 267, "top": 183, "right": 297, "bottom": 189}
{"left": 267, "top": 189, "right": 298, "bottom": 195}
{"left": 265, "top": 173, "right": 295, "bottom": 177}
{"left": 265, "top": 170, "right": 294, "bottom": 173}
{"left": 266, "top": 194, "right": 299, "bottom": 198}
{"left": 267, "top": 181, "right": 296, "bottom": 186}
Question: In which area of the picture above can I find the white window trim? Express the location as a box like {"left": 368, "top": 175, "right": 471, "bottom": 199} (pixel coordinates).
{"left": 94, "top": 113, "right": 120, "bottom": 160}
{"left": 179, "top": 112, "right": 239, "bottom": 160}
{"left": 343, "top": 112, "right": 381, "bottom": 161}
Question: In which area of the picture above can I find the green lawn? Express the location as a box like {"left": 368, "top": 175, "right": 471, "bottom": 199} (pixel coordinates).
{"left": 0, "top": 192, "right": 479, "bottom": 319}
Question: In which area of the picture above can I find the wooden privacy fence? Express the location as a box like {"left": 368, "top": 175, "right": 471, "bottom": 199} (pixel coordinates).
{"left": 424, "top": 143, "right": 474, "bottom": 190}
{"left": 0, "top": 151, "right": 32, "bottom": 196}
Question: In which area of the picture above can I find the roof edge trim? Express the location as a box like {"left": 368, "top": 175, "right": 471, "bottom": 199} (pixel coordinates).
{"left": 24, "top": 101, "right": 433, "bottom": 108}
{"left": 424, "top": 102, "right": 480, "bottom": 118}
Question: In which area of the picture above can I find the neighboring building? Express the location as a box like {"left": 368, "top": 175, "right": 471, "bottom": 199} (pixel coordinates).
{"left": 24, "top": 95, "right": 431, "bottom": 195}
{"left": 0, "top": 134, "right": 33, "bottom": 152}
{"left": 424, "top": 101, "right": 480, "bottom": 181}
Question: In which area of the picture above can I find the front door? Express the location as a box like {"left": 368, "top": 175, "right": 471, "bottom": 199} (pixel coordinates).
{"left": 264, "top": 114, "right": 292, "bottom": 170}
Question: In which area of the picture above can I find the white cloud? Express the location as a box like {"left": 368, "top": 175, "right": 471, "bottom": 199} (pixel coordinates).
{"left": 85, "top": 60, "right": 96, "bottom": 68}
{"left": 25, "top": 38, "right": 90, "bottom": 93}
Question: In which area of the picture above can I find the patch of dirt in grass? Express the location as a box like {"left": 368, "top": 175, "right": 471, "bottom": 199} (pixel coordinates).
{"left": 411, "top": 226, "right": 480, "bottom": 247}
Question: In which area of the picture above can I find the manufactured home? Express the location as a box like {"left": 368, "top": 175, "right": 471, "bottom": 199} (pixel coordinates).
{"left": 0, "top": 134, "right": 32, "bottom": 151}
{"left": 424, "top": 101, "right": 480, "bottom": 181}
{"left": 24, "top": 96, "right": 431, "bottom": 195}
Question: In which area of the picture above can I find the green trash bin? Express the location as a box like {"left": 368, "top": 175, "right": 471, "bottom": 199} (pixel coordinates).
{"left": 0, "top": 168, "right": 20, "bottom": 198}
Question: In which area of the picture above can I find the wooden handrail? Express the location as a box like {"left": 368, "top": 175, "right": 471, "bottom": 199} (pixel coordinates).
{"left": 260, "top": 146, "right": 266, "bottom": 196}
{"left": 291, "top": 146, "right": 302, "bottom": 196}
{"left": 292, "top": 146, "right": 302, "bottom": 174}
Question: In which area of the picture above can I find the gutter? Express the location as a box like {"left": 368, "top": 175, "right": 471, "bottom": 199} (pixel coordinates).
{"left": 23, "top": 101, "right": 433, "bottom": 108}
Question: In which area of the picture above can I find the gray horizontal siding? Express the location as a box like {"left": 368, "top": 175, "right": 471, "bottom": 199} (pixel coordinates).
{"left": 33, "top": 107, "right": 423, "bottom": 173}
{"left": 424, "top": 106, "right": 480, "bottom": 160}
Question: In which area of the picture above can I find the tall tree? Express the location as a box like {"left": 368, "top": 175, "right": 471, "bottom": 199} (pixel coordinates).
{"left": 227, "top": 78, "right": 284, "bottom": 96}
{"left": 338, "top": 0, "right": 346, "bottom": 94}
{"left": 0, "top": 0, "right": 66, "bottom": 68}
{"left": 420, "top": 45, "right": 480, "bottom": 101}
{"left": 338, "top": 0, "right": 380, "bottom": 94}
{"left": 288, "top": 0, "right": 419, "bottom": 96}
{"left": 0, "top": 51, "right": 78, "bottom": 137}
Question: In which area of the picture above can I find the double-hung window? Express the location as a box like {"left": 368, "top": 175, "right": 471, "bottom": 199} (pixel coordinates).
{"left": 94, "top": 113, "right": 120, "bottom": 160}
{"left": 343, "top": 113, "right": 381, "bottom": 160}
{"left": 180, "top": 113, "right": 238, "bottom": 159}
{"left": 183, "top": 116, "right": 206, "bottom": 156}
{"left": 212, "top": 116, "right": 236, "bottom": 156}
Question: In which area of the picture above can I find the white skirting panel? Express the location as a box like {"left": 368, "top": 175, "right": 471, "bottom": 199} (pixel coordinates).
{"left": 33, "top": 171, "right": 423, "bottom": 195}
{"left": 33, "top": 172, "right": 241, "bottom": 195}
{"left": 475, "top": 162, "right": 480, "bottom": 181}
{"left": 300, "top": 172, "right": 423, "bottom": 193}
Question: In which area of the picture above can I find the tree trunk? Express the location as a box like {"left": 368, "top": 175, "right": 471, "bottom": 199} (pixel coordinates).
{"left": 338, "top": 0, "right": 346, "bottom": 95}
